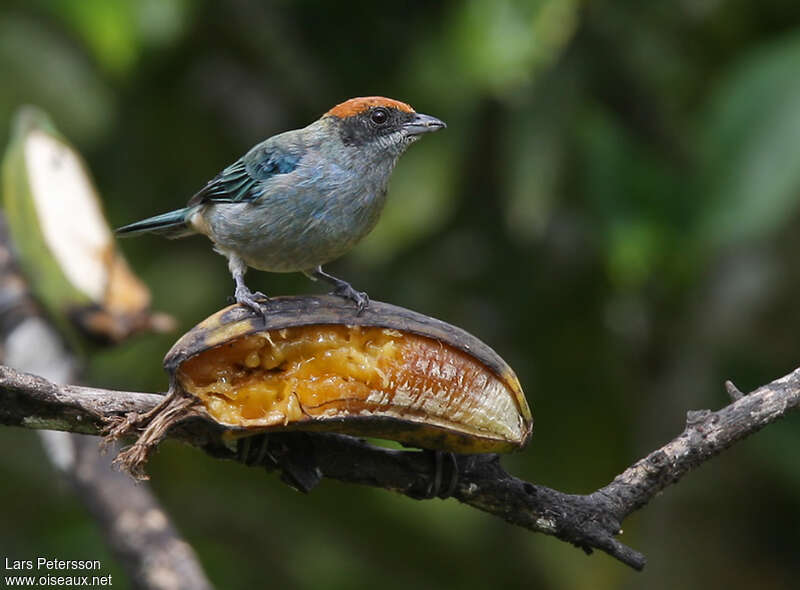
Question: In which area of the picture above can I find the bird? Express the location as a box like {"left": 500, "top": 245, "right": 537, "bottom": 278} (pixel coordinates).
{"left": 116, "top": 96, "right": 445, "bottom": 315}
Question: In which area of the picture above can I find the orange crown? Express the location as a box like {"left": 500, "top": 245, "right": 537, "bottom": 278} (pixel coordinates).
{"left": 326, "top": 97, "right": 415, "bottom": 118}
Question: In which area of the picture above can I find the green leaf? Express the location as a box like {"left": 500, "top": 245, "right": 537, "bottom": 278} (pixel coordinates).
{"left": 698, "top": 32, "right": 800, "bottom": 248}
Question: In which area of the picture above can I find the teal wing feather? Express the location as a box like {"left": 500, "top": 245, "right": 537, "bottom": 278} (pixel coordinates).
{"left": 188, "top": 143, "right": 302, "bottom": 206}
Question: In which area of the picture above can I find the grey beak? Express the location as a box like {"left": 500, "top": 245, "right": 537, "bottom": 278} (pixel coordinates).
{"left": 403, "top": 113, "right": 446, "bottom": 136}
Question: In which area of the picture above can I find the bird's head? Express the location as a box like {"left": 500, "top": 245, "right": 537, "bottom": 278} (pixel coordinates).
{"left": 323, "top": 97, "right": 445, "bottom": 159}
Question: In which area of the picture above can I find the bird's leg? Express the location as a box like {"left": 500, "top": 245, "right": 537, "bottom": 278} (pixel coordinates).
{"left": 307, "top": 266, "right": 369, "bottom": 313}
{"left": 228, "top": 254, "right": 269, "bottom": 314}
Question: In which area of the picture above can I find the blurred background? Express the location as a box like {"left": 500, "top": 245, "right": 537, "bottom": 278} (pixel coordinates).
{"left": 2, "top": 0, "right": 800, "bottom": 588}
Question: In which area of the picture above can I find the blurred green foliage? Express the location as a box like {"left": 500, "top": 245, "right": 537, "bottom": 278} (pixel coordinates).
{"left": 2, "top": 1, "right": 800, "bottom": 588}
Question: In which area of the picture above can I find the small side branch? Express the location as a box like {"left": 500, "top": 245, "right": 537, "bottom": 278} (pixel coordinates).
{"left": 596, "top": 369, "right": 800, "bottom": 519}
{"left": 1, "top": 364, "right": 798, "bottom": 570}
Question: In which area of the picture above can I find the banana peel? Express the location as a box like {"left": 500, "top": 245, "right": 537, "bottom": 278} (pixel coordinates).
{"left": 1, "top": 106, "right": 174, "bottom": 346}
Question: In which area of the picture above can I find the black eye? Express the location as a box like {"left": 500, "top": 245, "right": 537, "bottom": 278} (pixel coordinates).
{"left": 370, "top": 108, "right": 389, "bottom": 125}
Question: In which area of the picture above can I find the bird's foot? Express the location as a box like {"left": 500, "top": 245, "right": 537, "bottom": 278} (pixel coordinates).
{"left": 330, "top": 283, "right": 369, "bottom": 314}
{"left": 234, "top": 284, "right": 270, "bottom": 318}
{"left": 306, "top": 267, "right": 369, "bottom": 315}
{"left": 227, "top": 291, "right": 269, "bottom": 304}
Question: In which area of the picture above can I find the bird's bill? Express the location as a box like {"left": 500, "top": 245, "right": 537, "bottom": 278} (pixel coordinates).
{"left": 403, "top": 113, "right": 446, "bottom": 136}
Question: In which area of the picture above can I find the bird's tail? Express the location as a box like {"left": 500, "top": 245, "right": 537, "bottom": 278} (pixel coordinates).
{"left": 115, "top": 208, "right": 194, "bottom": 239}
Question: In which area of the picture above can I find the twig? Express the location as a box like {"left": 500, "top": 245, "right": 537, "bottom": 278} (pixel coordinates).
{"left": 725, "top": 379, "right": 745, "bottom": 401}
{"left": 1, "top": 364, "right": 798, "bottom": 570}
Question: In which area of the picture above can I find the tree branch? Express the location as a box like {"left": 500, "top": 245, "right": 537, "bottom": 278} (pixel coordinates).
{"left": 1, "top": 363, "right": 797, "bottom": 570}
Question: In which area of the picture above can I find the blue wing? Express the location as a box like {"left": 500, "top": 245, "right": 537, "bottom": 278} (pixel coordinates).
{"left": 188, "top": 144, "right": 301, "bottom": 206}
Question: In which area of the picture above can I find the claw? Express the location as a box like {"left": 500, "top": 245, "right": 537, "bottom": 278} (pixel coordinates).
{"left": 234, "top": 283, "right": 270, "bottom": 319}
{"left": 307, "top": 266, "right": 369, "bottom": 315}
{"left": 330, "top": 284, "right": 369, "bottom": 314}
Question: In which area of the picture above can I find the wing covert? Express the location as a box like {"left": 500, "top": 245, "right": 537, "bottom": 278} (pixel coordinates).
{"left": 188, "top": 146, "right": 301, "bottom": 206}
